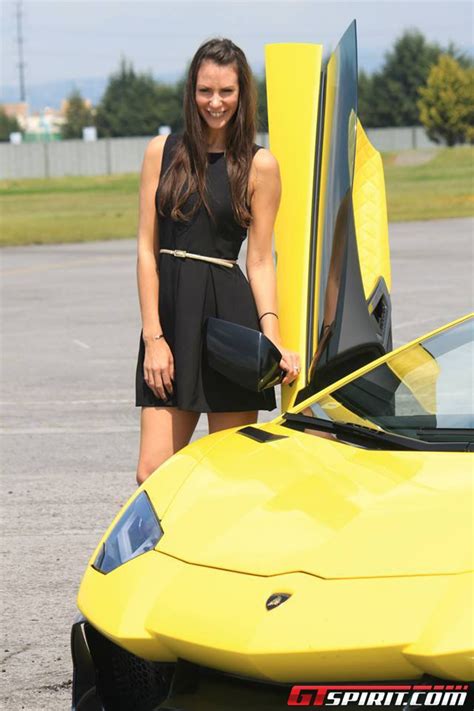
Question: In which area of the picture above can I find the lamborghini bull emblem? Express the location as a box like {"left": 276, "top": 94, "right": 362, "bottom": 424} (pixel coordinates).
{"left": 266, "top": 593, "right": 292, "bottom": 610}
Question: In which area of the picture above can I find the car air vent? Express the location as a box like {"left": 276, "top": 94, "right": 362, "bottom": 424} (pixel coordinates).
{"left": 237, "top": 426, "right": 288, "bottom": 443}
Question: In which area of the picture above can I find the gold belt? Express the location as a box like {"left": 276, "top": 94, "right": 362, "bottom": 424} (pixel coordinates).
{"left": 159, "top": 249, "right": 237, "bottom": 269}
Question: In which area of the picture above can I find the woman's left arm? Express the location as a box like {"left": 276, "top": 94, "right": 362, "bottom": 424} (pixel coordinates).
{"left": 246, "top": 149, "right": 300, "bottom": 385}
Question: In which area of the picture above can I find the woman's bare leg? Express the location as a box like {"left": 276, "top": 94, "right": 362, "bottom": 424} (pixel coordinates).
{"left": 207, "top": 410, "right": 258, "bottom": 435}
{"left": 136, "top": 407, "right": 200, "bottom": 485}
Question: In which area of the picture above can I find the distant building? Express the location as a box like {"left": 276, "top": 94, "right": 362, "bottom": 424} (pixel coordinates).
{"left": 2, "top": 97, "right": 94, "bottom": 142}
{"left": 2, "top": 102, "right": 28, "bottom": 130}
{"left": 60, "top": 96, "right": 93, "bottom": 116}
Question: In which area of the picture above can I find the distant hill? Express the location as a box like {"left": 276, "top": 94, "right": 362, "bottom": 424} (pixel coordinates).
{"left": 0, "top": 71, "right": 183, "bottom": 112}
{"left": 0, "top": 51, "right": 382, "bottom": 113}
{"left": 1, "top": 77, "right": 106, "bottom": 112}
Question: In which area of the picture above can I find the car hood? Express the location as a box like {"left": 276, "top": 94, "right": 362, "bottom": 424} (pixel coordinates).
{"left": 153, "top": 424, "right": 472, "bottom": 579}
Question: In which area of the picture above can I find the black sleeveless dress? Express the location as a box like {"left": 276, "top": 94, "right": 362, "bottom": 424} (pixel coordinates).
{"left": 135, "top": 133, "right": 277, "bottom": 413}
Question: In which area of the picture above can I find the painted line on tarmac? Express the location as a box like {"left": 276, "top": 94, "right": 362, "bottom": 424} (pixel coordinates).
{"left": 1, "top": 424, "right": 211, "bottom": 435}
{"left": 0, "top": 398, "right": 131, "bottom": 405}
{"left": 73, "top": 339, "right": 90, "bottom": 349}
{"left": 0, "top": 426, "right": 141, "bottom": 434}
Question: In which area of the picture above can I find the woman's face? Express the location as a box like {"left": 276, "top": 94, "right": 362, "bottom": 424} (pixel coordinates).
{"left": 195, "top": 60, "right": 240, "bottom": 132}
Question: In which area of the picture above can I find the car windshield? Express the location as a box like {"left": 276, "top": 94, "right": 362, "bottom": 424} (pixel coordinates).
{"left": 297, "top": 316, "right": 473, "bottom": 443}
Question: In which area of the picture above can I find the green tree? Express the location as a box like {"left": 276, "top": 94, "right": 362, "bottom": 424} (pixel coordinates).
{"left": 95, "top": 56, "right": 182, "bottom": 137}
{"left": 256, "top": 74, "right": 268, "bottom": 132}
{"left": 418, "top": 54, "right": 474, "bottom": 146}
{"left": 173, "top": 74, "right": 186, "bottom": 131}
{"left": 367, "top": 30, "right": 441, "bottom": 127}
{"left": 357, "top": 69, "right": 375, "bottom": 127}
{"left": 154, "top": 83, "right": 182, "bottom": 131}
{"left": 443, "top": 42, "right": 473, "bottom": 70}
{"left": 0, "top": 107, "right": 21, "bottom": 142}
{"left": 61, "top": 88, "right": 94, "bottom": 139}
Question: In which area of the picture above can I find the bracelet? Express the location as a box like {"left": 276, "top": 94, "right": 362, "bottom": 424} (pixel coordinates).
{"left": 258, "top": 311, "right": 279, "bottom": 323}
{"left": 143, "top": 333, "right": 164, "bottom": 342}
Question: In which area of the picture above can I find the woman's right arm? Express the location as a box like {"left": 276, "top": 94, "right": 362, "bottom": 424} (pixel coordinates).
{"left": 136, "top": 135, "right": 174, "bottom": 401}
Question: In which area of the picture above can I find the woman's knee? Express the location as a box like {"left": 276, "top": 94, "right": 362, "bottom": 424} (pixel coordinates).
{"left": 136, "top": 451, "right": 171, "bottom": 485}
{"left": 136, "top": 466, "right": 152, "bottom": 486}
{"left": 136, "top": 407, "right": 200, "bottom": 485}
{"left": 207, "top": 410, "right": 258, "bottom": 434}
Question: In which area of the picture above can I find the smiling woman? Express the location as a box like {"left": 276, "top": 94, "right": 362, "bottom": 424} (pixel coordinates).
{"left": 134, "top": 37, "right": 301, "bottom": 485}
{"left": 195, "top": 63, "right": 240, "bottom": 134}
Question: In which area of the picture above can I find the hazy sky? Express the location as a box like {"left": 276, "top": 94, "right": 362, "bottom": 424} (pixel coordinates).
{"left": 1, "top": 0, "right": 473, "bottom": 88}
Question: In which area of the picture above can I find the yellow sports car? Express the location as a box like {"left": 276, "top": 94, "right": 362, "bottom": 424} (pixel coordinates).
{"left": 71, "top": 22, "right": 473, "bottom": 711}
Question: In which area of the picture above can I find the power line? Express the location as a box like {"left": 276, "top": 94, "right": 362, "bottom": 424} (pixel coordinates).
{"left": 15, "top": 0, "right": 27, "bottom": 102}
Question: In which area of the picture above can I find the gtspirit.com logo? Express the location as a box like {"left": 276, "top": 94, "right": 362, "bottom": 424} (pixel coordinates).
{"left": 287, "top": 684, "right": 471, "bottom": 707}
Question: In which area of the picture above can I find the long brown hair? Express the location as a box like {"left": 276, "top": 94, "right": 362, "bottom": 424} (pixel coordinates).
{"left": 157, "top": 38, "right": 258, "bottom": 228}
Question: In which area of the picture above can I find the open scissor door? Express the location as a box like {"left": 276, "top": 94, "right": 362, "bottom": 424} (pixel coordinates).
{"left": 266, "top": 21, "right": 392, "bottom": 410}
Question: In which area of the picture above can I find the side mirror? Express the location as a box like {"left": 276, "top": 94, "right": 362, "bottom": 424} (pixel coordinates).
{"left": 205, "top": 317, "right": 284, "bottom": 392}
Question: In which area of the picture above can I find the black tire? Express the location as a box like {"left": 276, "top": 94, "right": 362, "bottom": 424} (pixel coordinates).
{"left": 86, "top": 624, "right": 175, "bottom": 711}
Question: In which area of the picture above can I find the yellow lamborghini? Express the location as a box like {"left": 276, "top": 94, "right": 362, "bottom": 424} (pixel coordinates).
{"left": 71, "top": 22, "right": 474, "bottom": 711}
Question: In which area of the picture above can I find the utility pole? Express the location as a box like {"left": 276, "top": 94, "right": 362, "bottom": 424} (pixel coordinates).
{"left": 15, "top": 0, "right": 26, "bottom": 102}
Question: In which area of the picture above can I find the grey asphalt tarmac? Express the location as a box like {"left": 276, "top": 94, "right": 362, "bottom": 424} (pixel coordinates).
{"left": 1, "top": 217, "right": 473, "bottom": 710}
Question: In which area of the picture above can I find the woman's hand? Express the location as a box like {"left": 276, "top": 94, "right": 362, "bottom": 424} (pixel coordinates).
{"left": 143, "top": 338, "right": 175, "bottom": 401}
{"left": 277, "top": 346, "right": 301, "bottom": 386}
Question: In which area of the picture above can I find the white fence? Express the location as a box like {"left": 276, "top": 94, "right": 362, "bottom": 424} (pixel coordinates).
{"left": 0, "top": 127, "right": 443, "bottom": 180}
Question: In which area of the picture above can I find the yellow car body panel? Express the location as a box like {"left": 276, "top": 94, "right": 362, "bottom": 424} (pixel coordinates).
{"left": 154, "top": 430, "right": 472, "bottom": 579}
{"left": 266, "top": 43, "right": 323, "bottom": 411}
{"left": 78, "top": 315, "right": 474, "bottom": 682}
{"left": 352, "top": 120, "right": 391, "bottom": 298}
{"left": 78, "top": 555, "right": 473, "bottom": 681}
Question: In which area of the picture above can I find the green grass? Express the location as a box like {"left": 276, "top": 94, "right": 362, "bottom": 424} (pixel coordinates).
{"left": 382, "top": 146, "right": 474, "bottom": 222}
{"left": 0, "top": 174, "right": 140, "bottom": 246}
{"left": 0, "top": 147, "right": 472, "bottom": 246}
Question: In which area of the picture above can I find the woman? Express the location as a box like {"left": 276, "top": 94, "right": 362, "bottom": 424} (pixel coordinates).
{"left": 135, "top": 37, "right": 300, "bottom": 484}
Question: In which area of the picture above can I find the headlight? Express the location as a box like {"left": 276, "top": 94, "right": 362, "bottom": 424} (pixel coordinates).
{"left": 93, "top": 491, "right": 163, "bottom": 574}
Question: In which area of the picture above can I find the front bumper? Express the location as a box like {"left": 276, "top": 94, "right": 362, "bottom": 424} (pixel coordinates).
{"left": 77, "top": 550, "right": 474, "bottom": 683}
{"left": 71, "top": 618, "right": 474, "bottom": 711}
{"left": 71, "top": 615, "right": 294, "bottom": 711}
